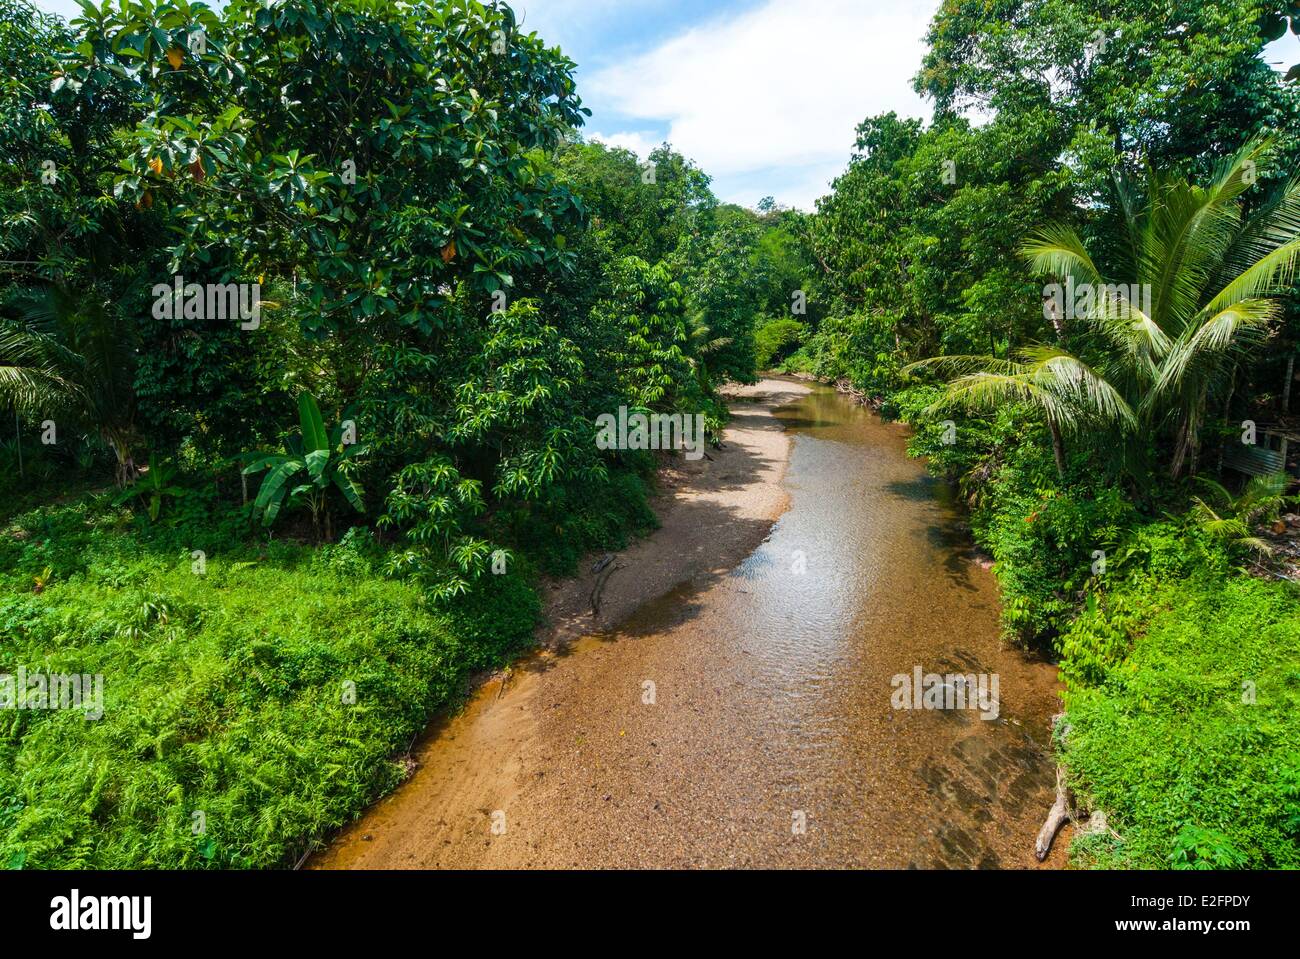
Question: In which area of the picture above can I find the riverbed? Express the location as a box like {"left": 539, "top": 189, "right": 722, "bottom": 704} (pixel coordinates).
{"left": 313, "top": 378, "right": 1064, "bottom": 869}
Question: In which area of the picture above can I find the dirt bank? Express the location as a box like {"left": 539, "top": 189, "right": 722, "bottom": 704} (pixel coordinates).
{"left": 311, "top": 378, "right": 811, "bottom": 869}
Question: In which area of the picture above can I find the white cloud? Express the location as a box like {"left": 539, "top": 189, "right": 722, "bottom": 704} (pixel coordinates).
{"left": 585, "top": 130, "right": 661, "bottom": 159}
{"left": 588, "top": 0, "right": 936, "bottom": 209}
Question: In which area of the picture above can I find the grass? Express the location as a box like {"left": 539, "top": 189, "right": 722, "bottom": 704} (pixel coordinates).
{"left": 0, "top": 496, "right": 539, "bottom": 868}
{"left": 1061, "top": 572, "right": 1300, "bottom": 869}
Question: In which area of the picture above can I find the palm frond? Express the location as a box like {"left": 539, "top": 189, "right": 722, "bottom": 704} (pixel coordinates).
{"left": 1020, "top": 224, "right": 1107, "bottom": 289}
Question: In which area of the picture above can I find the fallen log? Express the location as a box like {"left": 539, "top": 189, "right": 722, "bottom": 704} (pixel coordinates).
{"left": 1035, "top": 764, "right": 1073, "bottom": 861}
{"left": 589, "top": 561, "right": 624, "bottom": 614}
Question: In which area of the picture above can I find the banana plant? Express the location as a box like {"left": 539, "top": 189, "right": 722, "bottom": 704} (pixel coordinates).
{"left": 112, "top": 454, "right": 187, "bottom": 521}
{"left": 242, "top": 393, "right": 366, "bottom": 539}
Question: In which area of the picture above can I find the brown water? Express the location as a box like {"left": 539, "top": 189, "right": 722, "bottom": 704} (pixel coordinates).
{"left": 317, "top": 380, "right": 1064, "bottom": 869}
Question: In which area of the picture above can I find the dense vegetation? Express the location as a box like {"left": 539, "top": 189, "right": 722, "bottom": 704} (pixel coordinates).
{"left": 777, "top": 0, "right": 1300, "bottom": 867}
{"left": 3, "top": 0, "right": 1298, "bottom": 870}
{"left": 0, "top": 0, "right": 775, "bottom": 868}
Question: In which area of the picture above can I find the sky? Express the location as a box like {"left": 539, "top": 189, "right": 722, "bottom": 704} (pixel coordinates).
{"left": 29, "top": 0, "right": 1300, "bottom": 211}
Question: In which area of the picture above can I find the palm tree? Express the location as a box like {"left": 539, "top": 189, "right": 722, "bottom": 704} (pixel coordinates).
{"left": 686, "top": 314, "right": 734, "bottom": 393}
{"left": 904, "top": 346, "right": 1135, "bottom": 477}
{"left": 911, "top": 140, "right": 1300, "bottom": 479}
{"left": 1190, "top": 472, "right": 1295, "bottom": 555}
{"left": 0, "top": 285, "right": 140, "bottom": 485}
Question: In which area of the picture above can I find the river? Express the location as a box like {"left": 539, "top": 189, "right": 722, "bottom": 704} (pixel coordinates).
{"left": 314, "top": 379, "right": 1064, "bottom": 869}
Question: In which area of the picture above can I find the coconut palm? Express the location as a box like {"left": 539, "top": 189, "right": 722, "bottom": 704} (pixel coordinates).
{"left": 911, "top": 140, "right": 1300, "bottom": 479}
{"left": 0, "top": 285, "right": 140, "bottom": 485}
{"left": 905, "top": 345, "right": 1135, "bottom": 477}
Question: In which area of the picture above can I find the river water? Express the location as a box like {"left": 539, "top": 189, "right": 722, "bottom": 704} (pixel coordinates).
{"left": 317, "top": 380, "right": 1064, "bottom": 869}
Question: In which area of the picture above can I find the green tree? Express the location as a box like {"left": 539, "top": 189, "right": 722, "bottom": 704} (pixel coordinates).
{"left": 0, "top": 285, "right": 140, "bottom": 483}
{"left": 913, "top": 142, "right": 1300, "bottom": 479}
{"left": 598, "top": 256, "right": 697, "bottom": 412}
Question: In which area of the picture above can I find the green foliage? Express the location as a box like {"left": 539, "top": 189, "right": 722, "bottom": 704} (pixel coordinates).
{"left": 378, "top": 455, "right": 490, "bottom": 601}
{"left": 242, "top": 393, "right": 366, "bottom": 537}
{"left": 600, "top": 256, "right": 697, "bottom": 410}
{"left": 497, "top": 467, "right": 658, "bottom": 577}
{"left": 0, "top": 285, "right": 141, "bottom": 484}
{"left": 113, "top": 454, "right": 187, "bottom": 522}
{"left": 1190, "top": 472, "right": 1297, "bottom": 554}
{"left": 807, "top": 111, "right": 1068, "bottom": 365}
{"left": 785, "top": 311, "right": 902, "bottom": 394}
{"left": 0, "top": 506, "right": 537, "bottom": 869}
{"left": 1169, "top": 825, "right": 1251, "bottom": 869}
{"left": 918, "top": 0, "right": 1300, "bottom": 187}
{"left": 1061, "top": 574, "right": 1300, "bottom": 869}
{"left": 754, "top": 317, "right": 806, "bottom": 371}
{"left": 909, "top": 142, "right": 1300, "bottom": 480}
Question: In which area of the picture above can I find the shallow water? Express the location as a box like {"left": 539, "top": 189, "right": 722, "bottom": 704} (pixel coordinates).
{"left": 608, "top": 382, "right": 1064, "bottom": 867}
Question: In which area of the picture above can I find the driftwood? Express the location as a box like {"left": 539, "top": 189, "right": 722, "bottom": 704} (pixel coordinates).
{"left": 1035, "top": 712, "right": 1079, "bottom": 861}
{"left": 589, "top": 555, "right": 624, "bottom": 614}
{"left": 1035, "top": 764, "right": 1074, "bottom": 861}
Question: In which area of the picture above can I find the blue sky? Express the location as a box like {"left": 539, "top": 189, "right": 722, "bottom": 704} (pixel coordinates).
{"left": 30, "top": 1, "right": 1300, "bottom": 210}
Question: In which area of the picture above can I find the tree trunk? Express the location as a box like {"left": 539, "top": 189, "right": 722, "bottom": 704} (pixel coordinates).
{"left": 1170, "top": 413, "right": 1193, "bottom": 479}
{"left": 1171, "top": 398, "right": 1205, "bottom": 480}
{"left": 1048, "top": 418, "right": 1066, "bottom": 478}
{"left": 113, "top": 446, "right": 137, "bottom": 487}
{"left": 1189, "top": 385, "right": 1207, "bottom": 477}
{"left": 1219, "top": 365, "right": 1238, "bottom": 474}
{"left": 1284, "top": 353, "right": 1295, "bottom": 415}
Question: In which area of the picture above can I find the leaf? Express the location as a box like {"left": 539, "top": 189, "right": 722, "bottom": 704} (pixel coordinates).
{"left": 297, "top": 392, "right": 328, "bottom": 453}
{"left": 242, "top": 453, "right": 287, "bottom": 475}
{"left": 304, "top": 448, "right": 329, "bottom": 482}
{"left": 332, "top": 472, "right": 365, "bottom": 513}
{"left": 254, "top": 460, "right": 303, "bottom": 525}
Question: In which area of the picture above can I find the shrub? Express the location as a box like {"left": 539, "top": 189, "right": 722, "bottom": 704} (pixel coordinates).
{"left": 1062, "top": 574, "right": 1300, "bottom": 869}
{"left": 0, "top": 507, "right": 537, "bottom": 868}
